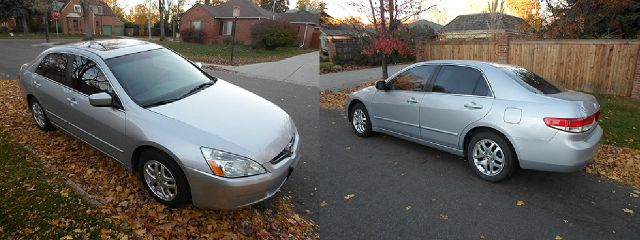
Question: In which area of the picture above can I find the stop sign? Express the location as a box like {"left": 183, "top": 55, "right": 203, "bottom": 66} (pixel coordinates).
{"left": 51, "top": 9, "right": 60, "bottom": 20}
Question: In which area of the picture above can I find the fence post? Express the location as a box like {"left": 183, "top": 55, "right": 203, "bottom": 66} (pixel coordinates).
{"left": 328, "top": 40, "right": 336, "bottom": 63}
{"left": 415, "top": 40, "right": 423, "bottom": 62}
{"left": 632, "top": 47, "right": 640, "bottom": 98}
{"left": 495, "top": 35, "right": 509, "bottom": 64}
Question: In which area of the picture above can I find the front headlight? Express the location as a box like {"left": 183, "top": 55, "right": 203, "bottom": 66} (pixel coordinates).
{"left": 200, "top": 147, "right": 266, "bottom": 178}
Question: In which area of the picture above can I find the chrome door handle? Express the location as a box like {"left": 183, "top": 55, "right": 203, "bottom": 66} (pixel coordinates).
{"left": 464, "top": 102, "right": 483, "bottom": 109}
{"left": 66, "top": 97, "right": 77, "bottom": 106}
{"left": 406, "top": 98, "right": 419, "bottom": 103}
{"left": 33, "top": 80, "right": 41, "bottom": 88}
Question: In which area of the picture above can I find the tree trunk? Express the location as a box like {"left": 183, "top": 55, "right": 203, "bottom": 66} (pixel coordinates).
{"left": 80, "top": 0, "right": 93, "bottom": 41}
{"left": 379, "top": 0, "right": 388, "bottom": 79}
{"left": 44, "top": 15, "right": 50, "bottom": 43}
{"left": 21, "top": 16, "right": 28, "bottom": 34}
{"left": 159, "top": 0, "right": 165, "bottom": 41}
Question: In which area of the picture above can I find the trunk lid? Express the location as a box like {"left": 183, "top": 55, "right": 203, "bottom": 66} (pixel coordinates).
{"left": 546, "top": 90, "right": 600, "bottom": 116}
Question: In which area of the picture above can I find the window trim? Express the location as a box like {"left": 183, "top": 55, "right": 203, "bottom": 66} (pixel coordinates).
{"left": 33, "top": 51, "right": 126, "bottom": 111}
{"left": 384, "top": 64, "right": 438, "bottom": 92}
{"left": 221, "top": 21, "right": 233, "bottom": 36}
{"left": 425, "top": 64, "right": 495, "bottom": 99}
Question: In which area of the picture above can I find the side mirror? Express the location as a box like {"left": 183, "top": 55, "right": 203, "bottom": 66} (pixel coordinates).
{"left": 375, "top": 80, "right": 387, "bottom": 90}
{"left": 195, "top": 62, "right": 203, "bottom": 68}
{"left": 88, "top": 92, "right": 113, "bottom": 107}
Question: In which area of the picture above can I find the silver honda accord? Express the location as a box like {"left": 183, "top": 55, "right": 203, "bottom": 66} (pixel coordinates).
{"left": 346, "top": 60, "right": 602, "bottom": 182}
{"left": 18, "top": 39, "right": 300, "bottom": 209}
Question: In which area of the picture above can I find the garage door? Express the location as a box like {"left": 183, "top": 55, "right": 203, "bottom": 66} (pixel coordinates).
{"left": 103, "top": 25, "right": 112, "bottom": 36}
{"left": 113, "top": 26, "right": 124, "bottom": 36}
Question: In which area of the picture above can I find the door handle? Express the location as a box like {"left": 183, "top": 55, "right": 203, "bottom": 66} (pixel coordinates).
{"left": 66, "top": 97, "right": 77, "bottom": 106}
{"left": 33, "top": 80, "right": 41, "bottom": 88}
{"left": 464, "top": 102, "right": 483, "bottom": 109}
{"left": 406, "top": 97, "right": 419, "bottom": 104}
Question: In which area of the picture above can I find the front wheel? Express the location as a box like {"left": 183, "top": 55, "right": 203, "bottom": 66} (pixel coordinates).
{"left": 350, "top": 103, "right": 373, "bottom": 137}
{"left": 138, "top": 150, "right": 190, "bottom": 208}
{"left": 29, "top": 98, "right": 54, "bottom": 131}
{"left": 466, "top": 131, "right": 517, "bottom": 182}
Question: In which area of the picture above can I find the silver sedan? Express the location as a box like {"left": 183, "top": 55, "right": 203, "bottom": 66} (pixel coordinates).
{"left": 18, "top": 39, "right": 300, "bottom": 209}
{"left": 346, "top": 60, "right": 602, "bottom": 182}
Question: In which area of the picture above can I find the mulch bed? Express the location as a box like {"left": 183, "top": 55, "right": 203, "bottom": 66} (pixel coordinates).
{"left": 0, "top": 80, "right": 318, "bottom": 239}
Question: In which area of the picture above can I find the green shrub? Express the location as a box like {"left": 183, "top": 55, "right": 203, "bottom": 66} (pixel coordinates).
{"left": 251, "top": 20, "right": 297, "bottom": 50}
{"left": 180, "top": 28, "right": 204, "bottom": 43}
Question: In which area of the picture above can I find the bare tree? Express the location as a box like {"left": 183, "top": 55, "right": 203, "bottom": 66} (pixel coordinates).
{"left": 31, "top": 0, "right": 50, "bottom": 42}
{"left": 80, "top": 0, "right": 93, "bottom": 40}
{"left": 159, "top": 0, "right": 165, "bottom": 41}
{"left": 487, "top": 0, "right": 505, "bottom": 39}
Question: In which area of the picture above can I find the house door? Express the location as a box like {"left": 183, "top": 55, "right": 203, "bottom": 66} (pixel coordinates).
{"left": 103, "top": 25, "right": 112, "bottom": 35}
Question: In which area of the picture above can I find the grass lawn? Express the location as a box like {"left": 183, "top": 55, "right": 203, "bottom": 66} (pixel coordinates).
{"left": 155, "top": 41, "right": 317, "bottom": 65}
{"left": 0, "top": 132, "right": 132, "bottom": 239}
{"left": 0, "top": 33, "right": 115, "bottom": 39}
{"left": 593, "top": 94, "right": 640, "bottom": 149}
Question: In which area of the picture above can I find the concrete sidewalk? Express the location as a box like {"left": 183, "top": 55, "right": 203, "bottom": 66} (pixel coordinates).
{"left": 319, "top": 63, "right": 412, "bottom": 91}
{"left": 209, "top": 51, "right": 319, "bottom": 87}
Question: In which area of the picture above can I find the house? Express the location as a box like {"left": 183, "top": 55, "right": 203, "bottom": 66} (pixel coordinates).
{"left": 438, "top": 13, "right": 531, "bottom": 40}
{"left": 280, "top": 10, "right": 320, "bottom": 48}
{"left": 179, "top": 0, "right": 274, "bottom": 45}
{"left": 320, "top": 25, "right": 371, "bottom": 62}
{"left": 56, "top": 0, "right": 124, "bottom": 35}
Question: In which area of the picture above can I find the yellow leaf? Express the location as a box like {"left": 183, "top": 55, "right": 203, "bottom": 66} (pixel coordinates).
{"left": 623, "top": 208, "right": 634, "bottom": 214}
{"left": 344, "top": 194, "right": 355, "bottom": 200}
{"left": 320, "top": 201, "right": 328, "bottom": 207}
{"left": 516, "top": 200, "right": 525, "bottom": 206}
{"left": 116, "top": 186, "right": 123, "bottom": 192}
{"left": 405, "top": 206, "right": 411, "bottom": 211}
{"left": 59, "top": 189, "right": 69, "bottom": 198}
{"left": 439, "top": 213, "right": 448, "bottom": 220}
{"left": 555, "top": 235, "right": 563, "bottom": 240}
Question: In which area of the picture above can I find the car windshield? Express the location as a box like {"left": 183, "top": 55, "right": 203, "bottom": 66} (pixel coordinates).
{"left": 105, "top": 48, "right": 215, "bottom": 108}
{"left": 501, "top": 67, "right": 562, "bottom": 94}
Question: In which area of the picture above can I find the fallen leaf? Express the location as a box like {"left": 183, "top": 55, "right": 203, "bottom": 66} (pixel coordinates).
{"left": 344, "top": 194, "right": 355, "bottom": 200}
{"left": 555, "top": 235, "right": 563, "bottom": 240}
{"left": 23, "top": 183, "right": 36, "bottom": 191}
{"left": 59, "top": 189, "right": 69, "bottom": 198}
{"left": 320, "top": 201, "right": 328, "bottom": 207}
{"left": 480, "top": 233, "right": 486, "bottom": 240}
{"left": 623, "top": 208, "right": 634, "bottom": 214}
{"left": 439, "top": 213, "right": 448, "bottom": 220}
{"left": 405, "top": 206, "right": 411, "bottom": 211}
{"left": 516, "top": 200, "right": 525, "bottom": 206}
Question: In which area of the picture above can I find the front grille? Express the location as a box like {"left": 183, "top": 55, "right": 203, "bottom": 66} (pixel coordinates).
{"left": 270, "top": 137, "right": 295, "bottom": 164}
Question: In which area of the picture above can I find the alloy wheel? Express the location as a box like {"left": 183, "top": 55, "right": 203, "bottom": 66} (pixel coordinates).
{"left": 143, "top": 160, "right": 178, "bottom": 201}
{"left": 472, "top": 139, "right": 505, "bottom": 176}
{"left": 31, "top": 102, "right": 46, "bottom": 128}
{"left": 352, "top": 108, "right": 367, "bottom": 133}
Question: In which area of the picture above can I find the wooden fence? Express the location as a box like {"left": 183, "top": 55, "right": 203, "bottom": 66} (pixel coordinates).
{"left": 416, "top": 38, "right": 640, "bottom": 97}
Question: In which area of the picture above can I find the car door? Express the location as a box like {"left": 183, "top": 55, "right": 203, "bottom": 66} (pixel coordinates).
{"left": 31, "top": 53, "right": 74, "bottom": 129}
{"left": 64, "top": 54, "right": 126, "bottom": 161}
{"left": 419, "top": 65, "right": 494, "bottom": 149}
{"left": 371, "top": 65, "right": 438, "bottom": 138}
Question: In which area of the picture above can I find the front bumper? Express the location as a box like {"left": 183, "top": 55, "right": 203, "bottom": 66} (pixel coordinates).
{"left": 184, "top": 134, "right": 301, "bottom": 210}
{"left": 517, "top": 125, "right": 603, "bottom": 172}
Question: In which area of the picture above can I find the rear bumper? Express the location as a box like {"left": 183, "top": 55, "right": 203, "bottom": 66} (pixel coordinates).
{"left": 184, "top": 136, "right": 301, "bottom": 210}
{"left": 516, "top": 125, "right": 602, "bottom": 172}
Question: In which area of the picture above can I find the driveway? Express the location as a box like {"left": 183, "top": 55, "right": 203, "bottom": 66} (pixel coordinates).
{"left": 320, "top": 64, "right": 412, "bottom": 91}
{"left": 210, "top": 51, "right": 319, "bottom": 87}
{"left": 320, "top": 109, "right": 639, "bottom": 239}
{"left": 207, "top": 70, "right": 319, "bottom": 221}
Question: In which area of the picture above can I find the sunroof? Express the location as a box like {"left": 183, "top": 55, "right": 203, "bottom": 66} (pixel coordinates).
{"left": 84, "top": 39, "right": 147, "bottom": 51}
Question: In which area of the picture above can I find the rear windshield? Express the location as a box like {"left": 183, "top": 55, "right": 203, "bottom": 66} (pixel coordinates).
{"left": 500, "top": 67, "right": 562, "bottom": 94}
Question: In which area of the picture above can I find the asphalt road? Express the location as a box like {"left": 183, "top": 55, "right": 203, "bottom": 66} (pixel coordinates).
{"left": 320, "top": 109, "right": 639, "bottom": 239}
{"left": 0, "top": 39, "right": 62, "bottom": 78}
{"left": 207, "top": 70, "right": 319, "bottom": 221}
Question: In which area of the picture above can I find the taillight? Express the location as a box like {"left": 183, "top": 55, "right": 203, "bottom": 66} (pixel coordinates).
{"left": 544, "top": 111, "right": 600, "bottom": 133}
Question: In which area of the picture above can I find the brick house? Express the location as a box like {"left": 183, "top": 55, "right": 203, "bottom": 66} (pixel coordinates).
{"left": 439, "top": 13, "right": 531, "bottom": 40}
{"left": 281, "top": 10, "right": 320, "bottom": 48}
{"left": 179, "top": 0, "right": 273, "bottom": 45}
{"left": 56, "top": 0, "right": 124, "bottom": 35}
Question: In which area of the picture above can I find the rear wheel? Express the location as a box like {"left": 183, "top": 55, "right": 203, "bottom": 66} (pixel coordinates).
{"left": 350, "top": 103, "right": 373, "bottom": 137}
{"left": 138, "top": 150, "right": 190, "bottom": 208}
{"left": 466, "top": 131, "right": 517, "bottom": 182}
{"left": 29, "top": 98, "right": 54, "bottom": 131}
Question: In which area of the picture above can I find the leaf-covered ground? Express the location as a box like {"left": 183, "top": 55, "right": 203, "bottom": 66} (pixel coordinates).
{"left": 0, "top": 80, "right": 318, "bottom": 239}
{"left": 321, "top": 82, "right": 640, "bottom": 189}
{"left": 0, "top": 131, "right": 133, "bottom": 239}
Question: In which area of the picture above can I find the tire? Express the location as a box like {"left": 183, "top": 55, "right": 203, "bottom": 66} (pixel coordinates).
{"left": 138, "top": 150, "right": 190, "bottom": 208}
{"left": 350, "top": 103, "right": 373, "bottom": 137}
{"left": 466, "top": 131, "right": 517, "bottom": 182}
{"left": 29, "top": 98, "right": 54, "bottom": 131}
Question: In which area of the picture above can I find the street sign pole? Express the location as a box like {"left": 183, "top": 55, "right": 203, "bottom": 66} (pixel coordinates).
{"left": 230, "top": 6, "right": 240, "bottom": 63}
{"left": 55, "top": 20, "right": 59, "bottom": 38}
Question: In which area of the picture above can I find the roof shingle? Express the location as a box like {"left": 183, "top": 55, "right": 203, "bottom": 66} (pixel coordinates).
{"left": 440, "top": 13, "right": 530, "bottom": 33}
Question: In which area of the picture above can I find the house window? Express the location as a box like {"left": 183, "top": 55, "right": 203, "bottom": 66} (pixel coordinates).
{"left": 74, "top": 5, "right": 81, "bottom": 13}
{"left": 91, "top": 6, "right": 103, "bottom": 15}
{"left": 221, "top": 21, "right": 233, "bottom": 36}
{"left": 190, "top": 20, "right": 202, "bottom": 30}
{"left": 73, "top": 20, "right": 79, "bottom": 30}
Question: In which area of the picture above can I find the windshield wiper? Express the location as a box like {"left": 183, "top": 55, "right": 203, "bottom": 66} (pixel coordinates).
{"left": 143, "top": 82, "right": 214, "bottom": 108}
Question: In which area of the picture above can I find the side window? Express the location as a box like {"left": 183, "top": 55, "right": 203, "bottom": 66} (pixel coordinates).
{"left": 70, "top": 55, "right": 113, "bottom": 95}
{"left": 35, "top": 53, "right": 69, "bottom": 85}
{"left": 388, "top": 65, "right": 437, "bottom": 91}
{"left": 432, "top": 66, "right": 491, "bottom": 96}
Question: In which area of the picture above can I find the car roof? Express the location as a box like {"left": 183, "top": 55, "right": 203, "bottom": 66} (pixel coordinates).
{"left": 50, "top": 39, "right": 164, "bottom": 60}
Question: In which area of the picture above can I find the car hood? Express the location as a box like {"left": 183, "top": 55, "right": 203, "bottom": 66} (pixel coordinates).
{"left": 148, "top": 80, "right": 295, "bottom": 164}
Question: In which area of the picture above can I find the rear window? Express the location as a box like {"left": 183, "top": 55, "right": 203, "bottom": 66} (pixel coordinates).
{"left": 501, "top": 67, "right": 562, "bottom": 94}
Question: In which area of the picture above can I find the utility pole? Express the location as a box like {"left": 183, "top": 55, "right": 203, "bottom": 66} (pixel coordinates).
{"left": 148, "top": 0, "right": 152, "bottom": 40}
{"left": 231, "top": 6, "right": 240, "bottom": 63}
{"left": 271, "top": 0, "right": 276, "bottom": 20}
